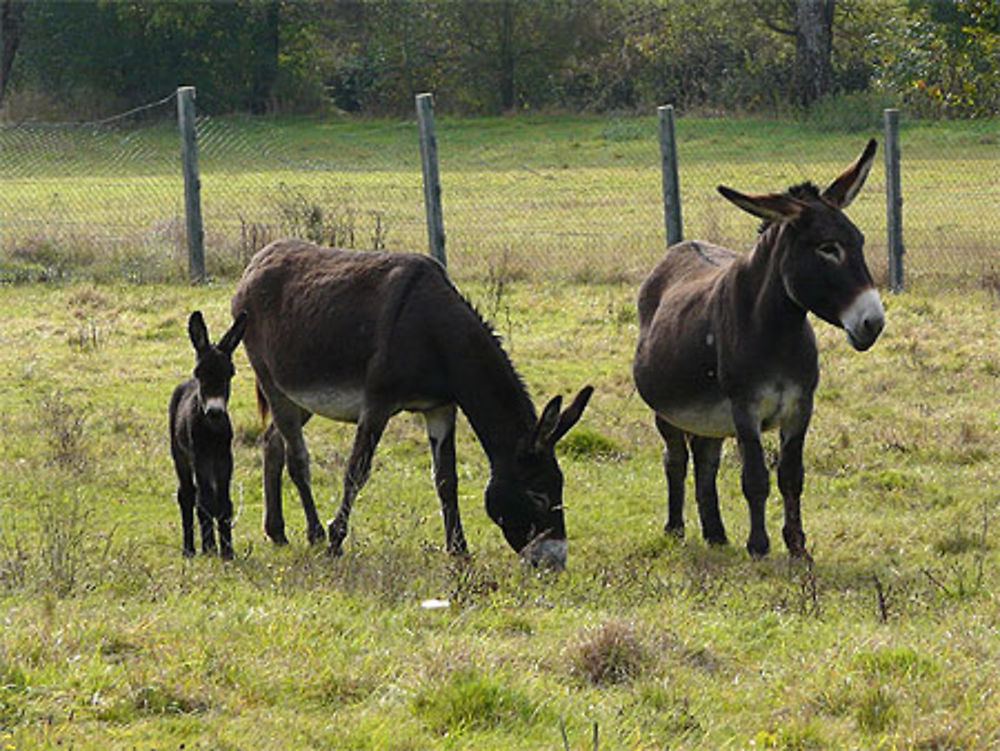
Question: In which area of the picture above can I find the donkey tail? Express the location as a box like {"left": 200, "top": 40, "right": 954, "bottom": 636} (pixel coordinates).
{"left": 255, "top": 379, "right": 270, "bottom": 426}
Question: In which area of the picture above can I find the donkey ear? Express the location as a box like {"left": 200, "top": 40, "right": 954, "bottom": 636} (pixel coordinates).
{"left": 717, "top": 186, "right": 804, "bottom": 223}
{"left": 218, "top": 310, "right": 248, "bottom": 355}
{"left": 187, "top": 311, "right": 210, "bottom": 354}
{"left": 548, "top": 385, "right": 594, "bottom": 446}
{"left": 531, "top": 395, "right": 563, "bottom": 453}
{"left": 822, "top": 138, "right": 877, "bottom": 209}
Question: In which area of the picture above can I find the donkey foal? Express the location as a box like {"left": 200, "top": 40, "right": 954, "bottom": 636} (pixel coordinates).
{"left": 169, "top": 310, "right": 247, "bottom": 559}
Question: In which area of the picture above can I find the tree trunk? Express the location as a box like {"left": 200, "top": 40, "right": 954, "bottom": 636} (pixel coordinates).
{"left": 497, "top": 0, "right": 516, "bottom": 111}
{"left": 794, "top": 0, "right": 834, "bottom": 106}
{"left": 249, "top": 0, "right": 280, "bottom": 114}
{"left": 0, "top": 0, "right": 25, "bottom": 108}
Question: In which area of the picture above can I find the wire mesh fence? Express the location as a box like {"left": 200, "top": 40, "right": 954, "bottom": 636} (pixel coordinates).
{"left": 0, "top": 91, "right": 995, "bottom": 292}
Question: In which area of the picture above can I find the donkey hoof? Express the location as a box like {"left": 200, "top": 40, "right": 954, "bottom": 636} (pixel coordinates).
{"left": 746, "top": 535, "right": 770, "bottom": 559}
{"left": 308, "top": 525, "right": 327, "bottom": 545}
{"left": 182, "top": 547, "right": 196, "bottom": 559}
{"left": 783, "top": 527, "right": 807, "bottom": 557}
{"left": 705, "top": 534, "right": 729, "bottom": 547}
{"left": 220, "top": 549, "right": 234, "bottom": 562}
{"left": 265, "top": 526, "right": 289, "bottom": 545}
{"left": 664, "top": 523, "right": 685, "bottom": 539}
{"left": 326, "top": 541, "right": 344, "bottom": 558}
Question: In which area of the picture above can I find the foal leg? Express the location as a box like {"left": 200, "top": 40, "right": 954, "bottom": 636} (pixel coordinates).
{"left": 690, "top": 435, "right": 727, "bottom": 546}
{"left": 655, "top": 416, "right": 688, "bottom": 537}
{"left": 269, "top": 397, "right": 325, "bottom": 545}
{"left": 732, "top": 406, "right": 770, "bottom": 558}
{"left": 778, "top": 407, "right": 812, "bottom": 558}
{"left": 424, "top": 405, "right": 467, "bottom": 556}
{"left": 327, "top": 407, "right": 391, "bottom": 556}
{"left": 176, "top": 476, "right": 197, "bottom": 557}
{"left": 217, "top": 452, "right": 235, "bottom": 561}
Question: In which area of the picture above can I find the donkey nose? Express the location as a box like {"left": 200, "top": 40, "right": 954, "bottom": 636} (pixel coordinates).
{"left": 203, "top": 396, "right": 227, "bottom": 416}
{"left": 841, "top": 288, "right": 885, "bottom": 351}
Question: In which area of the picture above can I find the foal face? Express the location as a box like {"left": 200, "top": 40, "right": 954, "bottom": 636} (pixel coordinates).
{"left": 780, "top": 201, "right": 885, "bottom": 352}
{"left": 188, "top": 310, "right": 247, "bottom": 421}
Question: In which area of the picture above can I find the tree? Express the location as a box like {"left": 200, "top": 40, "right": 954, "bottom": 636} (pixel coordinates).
{"left": 0, "top": 0, "right": 24, "bottom": 107}
{"left": 756, "top": 0, "right": 835, "bottom": 106}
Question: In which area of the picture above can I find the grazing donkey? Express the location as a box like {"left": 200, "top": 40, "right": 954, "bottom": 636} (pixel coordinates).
{"left": 633, "top": 140, "right": 885, "bottom": 558}
{"left": 169, "top": 310, "right": 248, "bottom": 559}
{"left": 231, "top": 239, "right": 593, "bottom": 568}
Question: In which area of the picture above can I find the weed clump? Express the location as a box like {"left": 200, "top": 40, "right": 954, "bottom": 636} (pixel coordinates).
{"left": 568, "top": 618, "right": 646, "bottom": 686}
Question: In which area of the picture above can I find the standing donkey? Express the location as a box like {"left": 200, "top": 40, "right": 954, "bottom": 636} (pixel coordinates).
{"left": 169, "top": 310, "right": 248, "bottom": 560}
{"left": 231, "top": 239, "right": 592, "bottom": 568}
{"left": 633, "top": 140, "right": 885, "bottom": 558}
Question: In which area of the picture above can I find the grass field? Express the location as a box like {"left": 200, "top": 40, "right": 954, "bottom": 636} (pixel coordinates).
{"left": 0, "top": 112, "right": 996, "bottom": 289}
{"left": 0, "top": 271, "right": 998, "bottom": 749}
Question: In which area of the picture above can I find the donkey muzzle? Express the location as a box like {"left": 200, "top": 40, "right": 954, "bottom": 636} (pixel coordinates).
{"left": 202, "top": 396, "right": 228, "bottom": 418}
{"left": 841, "top": 287, "right": 885, "bottom": 351}
{"left": 520, "top": 537, "right": 567, "bottom": 570}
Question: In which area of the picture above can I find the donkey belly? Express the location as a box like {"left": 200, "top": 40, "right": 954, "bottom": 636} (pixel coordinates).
{"left": 286, "top": 385, "right": 446, "bottom": 423}
{"left": 660, "top": 382, "right": 804, "bottom": 438}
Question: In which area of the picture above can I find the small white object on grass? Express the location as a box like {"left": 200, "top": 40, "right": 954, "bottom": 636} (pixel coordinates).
{"left": 420, "top": 598, "right": 450, "bottom": 610}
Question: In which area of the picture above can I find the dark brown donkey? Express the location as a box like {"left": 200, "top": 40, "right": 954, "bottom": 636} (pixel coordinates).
{"left": 231, "top": 239, "right": 592, "bottom": 567}
{"left": 633, "top": 140, "right": 885, "bottom": 558}
{"left": 169, "top": 310, "right": 248, "bottom": 559}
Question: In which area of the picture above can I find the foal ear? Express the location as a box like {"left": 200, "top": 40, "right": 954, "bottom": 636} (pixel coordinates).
{"left": 187, "top": 311, "right": 210, "bottom": 354}
{"left": 549, "top": 385, "right": 594, "bottom": 446}
{"left": 717, "top": 186, "right": 804, "bottom": 224}
{"left": 822, "top": 138, "right": 877, "bottom": 209}
{"left": 532, "top": 395, "right": 563, "bottom": 453}
{"left": 218, "top": 310, "right": 248, "bottom": 355}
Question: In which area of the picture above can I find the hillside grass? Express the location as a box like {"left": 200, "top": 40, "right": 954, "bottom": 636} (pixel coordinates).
{"left": 0, "top": 278, "right": 998, "bottom": 749}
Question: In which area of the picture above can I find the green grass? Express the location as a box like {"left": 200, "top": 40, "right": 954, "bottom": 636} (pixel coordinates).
{"left": 0, "top": 278, "right": 998, "bottom": 749}
{"left": 0, "top": 113, "right": 995, "bottom": 288}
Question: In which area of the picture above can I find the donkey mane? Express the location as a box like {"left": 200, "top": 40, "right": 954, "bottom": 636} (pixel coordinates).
{"left": 756, "top": 181, "right": 823, "bottom": 234}
{"left": 443, "top": 272, "right": 536, "bottom": 422}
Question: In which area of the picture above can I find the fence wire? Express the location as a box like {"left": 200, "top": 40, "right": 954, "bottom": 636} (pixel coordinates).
{"left": 0, "top": 93, "right": 995, "bottom": 292}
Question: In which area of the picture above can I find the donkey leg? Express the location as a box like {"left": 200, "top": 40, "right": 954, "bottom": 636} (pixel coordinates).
{"left": 425, "top": 405, "right": 467, "bottom": 556}
{"left": 195, "top": 494, "right": 217, "bottom": 555}
{"left": 217, "top": 454, "right": 235, "bottom": 561}
{"left": 269, "top": 398, "right": 325, "bottom": 545}
{"left": 328, "top": 408, "right": 390, "bottom": 557}
{"left": 733, "top": 407, "right": 770, "bottom": 558}
{"left": 655, "top": 416, "right": 688, "bottom": 537}
{"left": 778, "top": 409, "right": 812, "bottom": 558}
{"left": 261, "top": 422, "right": 289, "bottom": 545}
{"left": 177, "top": 479, "right": 197, "bottom": 557}
{"left": 691, "top": 435, "right": 727, "bottom": 546}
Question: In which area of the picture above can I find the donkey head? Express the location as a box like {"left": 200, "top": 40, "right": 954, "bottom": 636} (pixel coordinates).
{"left": 717, "top": 139, "right": 885, "bottom": 352}
{"left": 485, "top": 385, "right": 593, "bottom": 569}
{"left": 188, "top": 310, "right": 248, "bottom": 422}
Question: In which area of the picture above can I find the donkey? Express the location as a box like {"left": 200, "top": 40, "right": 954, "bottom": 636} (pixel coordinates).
{"left": 633, "top": 140, "right": 885, "bottom": 558}
{"left": 231, "top": 239, "right": 592, "bottom": 568}
{"left": 168, "top": 310, "right": 248, "bottom": 560}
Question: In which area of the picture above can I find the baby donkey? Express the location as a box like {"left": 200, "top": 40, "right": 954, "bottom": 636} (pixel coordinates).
{"left": 169, "top": 310, "right": 247, "bottom": 559}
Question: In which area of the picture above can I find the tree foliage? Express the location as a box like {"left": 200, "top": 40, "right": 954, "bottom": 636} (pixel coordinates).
{"left": 1, "top": 0, "right": 996, "bottom": 119}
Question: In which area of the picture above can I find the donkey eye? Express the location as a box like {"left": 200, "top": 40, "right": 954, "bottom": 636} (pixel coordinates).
{"left": 816, "top": 243, "right": 844, "bottom": 264}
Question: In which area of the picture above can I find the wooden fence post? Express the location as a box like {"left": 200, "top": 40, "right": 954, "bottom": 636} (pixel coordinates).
{"left": 177, "top": 86, "right": 205, "bottom": 283}
{"left": 884, "top": 108, "right": 904, "bottom": 292}
{"left": 658, "top": 104, "right": 683, "bottom": 247}
{"left": 415, "top": 93, "right": 446, "bottom": 266}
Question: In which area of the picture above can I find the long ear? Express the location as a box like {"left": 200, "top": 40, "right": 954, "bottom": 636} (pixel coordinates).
{"left": 187, "top": 311, "right": 210, "bottom": 354}
{"left": 218, "top": 310, "right": 248, "bottom": 355}
{"left": 548, "top": 385, "right": 594, "bottom": 446}
{"left": 531, "top": 395, "right": 562, "bottom": 453}
{"left": 717, "top": 186, "right": 804, "bottom": 223}
{"left": 822, "top": 138, "right": 877, "bottom": 209}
